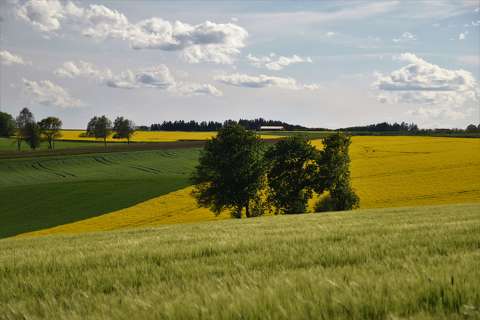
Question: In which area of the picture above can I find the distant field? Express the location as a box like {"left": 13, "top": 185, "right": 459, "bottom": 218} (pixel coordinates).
{"left": 2, "top": 203, "right": 479, "bottom": 319}
{"left": 0, "top": 149, "right": 200, "bottom": 238}
{"left": 58, "top": 130, "right": 283, "bottom": 142}
{"left": 14, "top": 136, "right": 480, "bottom": 238}
{"left": 314, "top": 136, "right": 480, "bottom": 208}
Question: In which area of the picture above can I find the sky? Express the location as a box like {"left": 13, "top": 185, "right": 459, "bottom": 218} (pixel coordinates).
{"left": 0, "top": 0, "right": 479, "bottom": 129}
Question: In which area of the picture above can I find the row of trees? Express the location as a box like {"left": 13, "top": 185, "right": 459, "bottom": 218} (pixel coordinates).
{"left": 0, "top": 108, "right": 63, "bottom": 150}
{"left": 192, "top": 124, "right": 359, "bottom": 217}
{"left": 85, "top": 115, "right": 135, "bottom": 147}
{"left": 0, "top": 110, "right": 136, "bottom": 150}
{"left": 339, "top": 122, "right": 419, "bottom": 132}
{"left": 340, "top": 122, "right": 480, "bottom": 134}
{"left": 150, "top": 118, "right": 308, "bottom": 131}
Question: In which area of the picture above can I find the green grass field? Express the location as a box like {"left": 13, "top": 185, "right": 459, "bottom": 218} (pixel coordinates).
{"left": 0, "top": 148, "right": 200, "bottom": 238}
{"left": 0, "top": 137, "right": 105, "bottom": 152}
{"left": 1, "top": 203, "right": 479, "bottom": 319}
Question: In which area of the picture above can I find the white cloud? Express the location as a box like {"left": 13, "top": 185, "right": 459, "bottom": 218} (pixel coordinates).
{"left": 55, "top": 61, "right": 221, "bottom": 96}
{"left": 392, "top": 32, "right": 416, "bottom": 43}
{"left": 106, "top": 65, "right": 175, "bottom": 90}
{"left": 247, "top": 53, "right": 312, "bottom": 71}
{"left": 15, "top": 0, "right": 83, "bottom": 33}
{"left": 176, "top": 83, "right": 223, "bottom": 97}
{"left": 0, "top": 50, "right": 27, "bottom": 65}
{"left": 15, "top": 1, "right": 247, "bottom": 64}
{"left": 215, "top": 73, "right": 320, "bottom": 90}
{"left": 325, "top": 31, "right": 336, "bottom": 37}
{"left": 22, "top": 79, "right": 82, "bottom": 108}
{"left": 373, "top": 53, "right": 479, "bottom": 120}
{"left": 55, "top": 60, "right": 112, "bottom": 80}
{"left": 458, "top": 31, "right": 467, "bottom": 40}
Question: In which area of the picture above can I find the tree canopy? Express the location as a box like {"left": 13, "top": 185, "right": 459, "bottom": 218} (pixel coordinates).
{"left": 0, "top": 111, "right": 16, "bottom": 137}
{"left": 314, "top": 133, "right": 359, "bottom": 211}
{"left": 86, "top": 115, "right": 112, "bottom": 147}
{"left": 191, "top": 123, "right": 265, "bottom": 218}
{"left": 113, "top": 117, "right": 135, "bottom": 143}
{"left": 15, "top": 108, "right": 35, "bottom": 151}
{"left": 38, "top": 117, "right": 62, "bottom": 150}
{"left": 265, "top": 135, "right": 319, "bottom": 214}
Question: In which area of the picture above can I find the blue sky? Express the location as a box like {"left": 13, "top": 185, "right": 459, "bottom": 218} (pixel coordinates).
{"left": 1, "top": 0, "right": 479, "bottom": 129}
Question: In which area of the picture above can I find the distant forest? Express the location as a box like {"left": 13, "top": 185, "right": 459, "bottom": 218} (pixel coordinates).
{"left": 149, "top": 118, "right": 309, "bottom": 131}
{"left": 146, "top": 119, "right": 480, "bottom": 134}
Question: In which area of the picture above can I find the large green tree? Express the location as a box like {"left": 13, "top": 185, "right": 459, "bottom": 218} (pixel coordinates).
{"left": 191, "top": 124, "right": 264, "bottom": 218}
{"left": 265, "top": 135, "right": 319, "bottom": 214}
{"left": 87, "top": 115, "right": 112, "bottom": 148}
{"left": 0, "top": 111, "right": 15, "bottom": 137}
{"left": 314, "top": 132, "right": 359, "bottom": 211}
{"left": 113, "top": 116, "right": 135, "bottom": 143}
{"left": 15, "top": 108, "right": 34, "bottom": 151}
{"left": 38, "top": 117, "right": 62, "bottom": 150}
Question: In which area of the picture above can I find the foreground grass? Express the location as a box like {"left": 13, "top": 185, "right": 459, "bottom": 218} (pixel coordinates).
{"left": 1, "top": 203, "right": 479, "bottom": 319}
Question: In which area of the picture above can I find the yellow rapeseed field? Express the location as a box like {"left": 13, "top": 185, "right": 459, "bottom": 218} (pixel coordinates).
{"left": 59, "top": 130, "right": 282, "bottom": 142}
{"left": 20, "top": 136, "right": 480, "bottom": 237}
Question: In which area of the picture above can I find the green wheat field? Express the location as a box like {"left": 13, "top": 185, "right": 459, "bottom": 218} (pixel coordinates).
{"left": 1, "top": 203, "right": 479, "bottom": 320}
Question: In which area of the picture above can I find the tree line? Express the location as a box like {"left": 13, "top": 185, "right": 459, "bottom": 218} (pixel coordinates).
{"left": 150, "top": 118, "right": 308, "bottom": 131}
{"left": 84, "top": 115, "right": 135, "bottom": 147}
{"left": 0, "top": 109, "right": 136, "bottom": 150}
{"left": 339, "top": 122, "right": 419, "bottom": 132}
{"left": 192, "top": 123, "right": 359, "bottom": 217}
{"left": 0, "top": 108, "right": 62, "bottom": 151}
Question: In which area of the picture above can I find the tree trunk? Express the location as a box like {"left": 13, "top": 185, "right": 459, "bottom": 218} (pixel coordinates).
{"left": 245, "top": 202, "right": 251, "bottom": 218}
{"left": 17, "top": 138, "right": 21, "bottom": 151}
{"left": 48, "top": 137, "right": 53, "bottom": 150}
{"left": 104, "top": 137, "right": 107, "bottom": 149}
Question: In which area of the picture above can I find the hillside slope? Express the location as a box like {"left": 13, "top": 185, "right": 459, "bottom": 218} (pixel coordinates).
{"left": 1, "top": 203, "right": 479, "bottom": 319}
{"left": 0, "top": 149, "right": 200, "bottom": 238}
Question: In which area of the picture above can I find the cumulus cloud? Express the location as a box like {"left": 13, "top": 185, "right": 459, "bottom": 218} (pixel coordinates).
{"left": 247, "top": 53, "right": 312, "bottom": 71}
{"left": 458, "top": 31, "right": 467, "bottom": 40}
{"left": 55, "top": 61, "right": 221, "bottom": 96}
{"left": 54, "top": 60, "right": 112, "bottom": 80}
{"left": 106, "top": 65, "right": 175, "bottom": 90}
{"left": 0, "top": 50, "right": 27, "bottom": 65}
{"left": 22, "top": 79, "right": 82, "bottom": 108}
{"left": 15, "top": 0, "right": 83, "bottom": 33}
{"left": 215, "top": 73, "right": 320, "bottom": 90}
{"left": 373, "top": 53, "right": 479, "bottom": 120}
{"left": 392, "top": 32, "right": 416, "bottom": 43}
{"left": 15, "top": 1, "right": 247, "bottom": 64}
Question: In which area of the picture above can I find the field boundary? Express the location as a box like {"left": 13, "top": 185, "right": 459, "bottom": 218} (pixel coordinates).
{"left": 0, "top": 139, "right": 282, "bottom": 160}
